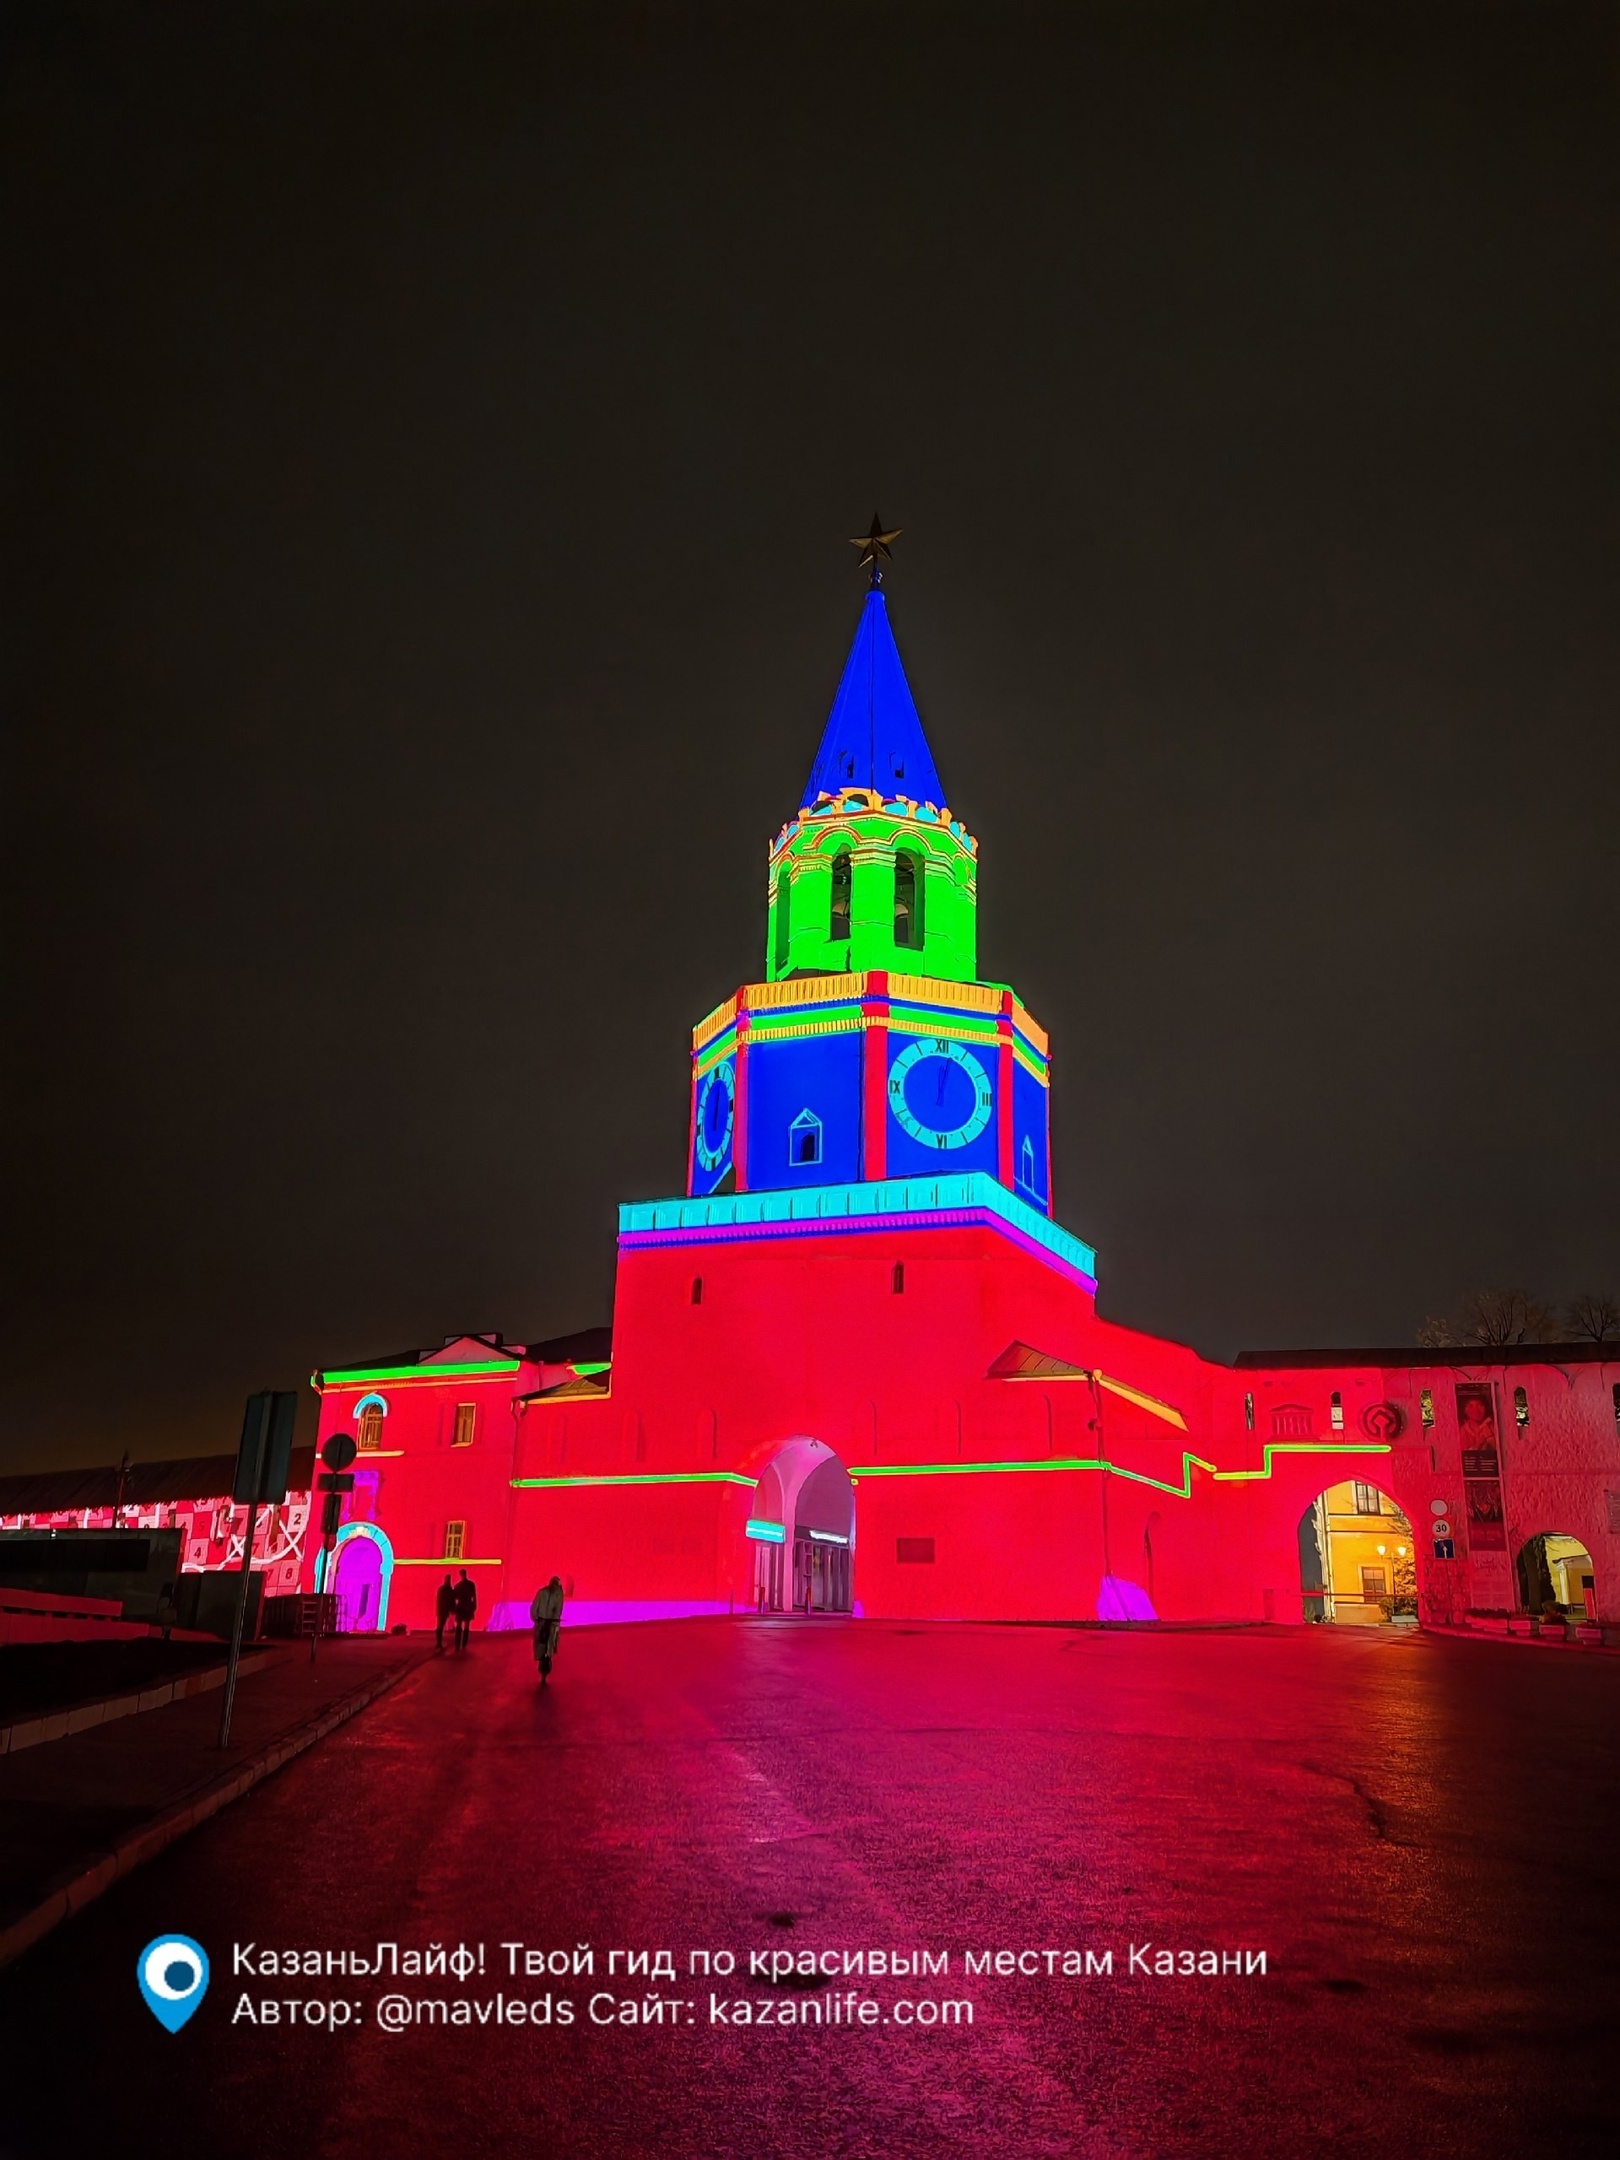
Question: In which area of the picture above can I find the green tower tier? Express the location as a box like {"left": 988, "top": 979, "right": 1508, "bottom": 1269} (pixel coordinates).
{"left": 766, "top": 787, "right": 978, "bottom": 983}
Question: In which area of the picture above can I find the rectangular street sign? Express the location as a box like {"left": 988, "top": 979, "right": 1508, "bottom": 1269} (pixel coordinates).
{"left": 233, "top": 1391, "right": 298, "bottom": 1505}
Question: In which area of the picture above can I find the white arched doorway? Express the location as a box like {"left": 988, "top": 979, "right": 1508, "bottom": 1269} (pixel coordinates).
{"left": 748, "top": 1439, "right": 855, "bottom": 1614}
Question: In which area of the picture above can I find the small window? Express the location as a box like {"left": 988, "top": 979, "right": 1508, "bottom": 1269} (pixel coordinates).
{"left": 1351, "top": 1481, "right": 1382, "bottom": 1517}
{"left": 358, "top": 1405, "right": 384, "bottom": 1452}
{"left": 1019, "top": 1135, "right": 1036, "bottom": 1191}
{"left": 690, "top": 1276, "right": 703, "bottom": 1306}
{"left": 1419, "top": 1388, "right": 1435, "bottom": 1429}
{"left": 772, "top": 868, "right": 791, "bottom": 971}
{"left": 451, "top": 1403, "right": 475, "bottom": 1448}
{"left": 1513, "top": 1386, "right": 1530, "bottom": 1429}
{"left": 1359, "top": 1565, "right": 1387, "bottom": 1602}
{"left": 789, "top": 1109, "right": 823, "bottom": 1165}
{"left": 891, "top": 1262, "right": 905, "bottom": 1294}
{"left": 896, "top": 1537, "right": 935, "bottom": 1564}
{"left": 443, "top": 1520, "right": 466, "bottom": 1560}
{"left": 1244, "top": 1392, "right": 1254, "bottom": 1431}
{"left": 1329, "top": 1390, "right": 1344, "bottom": 1431}
{"left": 1613, "top": 1383, "right": 1620, "bottom": 1437}
{"left": 830, "top": 851, "right": 852, "bottom": 941}
{"left": 894, "top": 852, "right": 923, "bottom": 947}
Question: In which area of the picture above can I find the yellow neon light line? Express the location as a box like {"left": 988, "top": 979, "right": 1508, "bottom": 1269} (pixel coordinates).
{"left": 1096, "top": 1374, "right": 1188, "bottom": 1431}
{"left": 1000, "top": 1366, "right": 1188, "bottom": 1431}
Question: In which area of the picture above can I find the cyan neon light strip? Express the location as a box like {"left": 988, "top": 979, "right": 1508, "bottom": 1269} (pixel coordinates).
{"left": 745, "top": 1517, "right": 787, "bottom": 1543}
{"left": 510, "top": 1471, "right": 758, "bottom": 1490}
{"left": 319, "top": 1359, "right": 522, "bottom": 1385}
{"left": 847, "top": 1440, "right": 1391, "bottom": 1501}
{"left": 619, "top": 1173, "right": 1097, "bottom": 1286}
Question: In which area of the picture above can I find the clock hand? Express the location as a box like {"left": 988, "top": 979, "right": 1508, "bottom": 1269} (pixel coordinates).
{"left": 936, "top": 1063, "right": 948, "bottom": 1107}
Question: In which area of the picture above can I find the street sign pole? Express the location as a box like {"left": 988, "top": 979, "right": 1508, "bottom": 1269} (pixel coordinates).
{"left": 311, "top": 1432, "right": 358, "bottom": 1663}
{"left": 218, "top": 1390, "right": 298, "bottom": 1750}
{"left": 217, "top": 1498, "right": 260, "bottom": 1749}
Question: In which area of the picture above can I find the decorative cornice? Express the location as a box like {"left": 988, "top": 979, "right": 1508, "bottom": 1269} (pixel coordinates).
{"left": 771, "top": 788, "right": 978, "bottom": 862}
{"left": 619, "top": 1172, "right": 1097, "bottom": 1290}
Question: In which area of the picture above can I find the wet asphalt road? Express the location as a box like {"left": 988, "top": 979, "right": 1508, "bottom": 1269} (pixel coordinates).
{"left": 1, "top": 1618, "right": 1615, "bottom": 2160}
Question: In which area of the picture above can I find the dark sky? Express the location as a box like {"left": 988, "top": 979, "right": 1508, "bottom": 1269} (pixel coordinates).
{"left": 5, "top": 2, "right": 1618, "bottom": 1471}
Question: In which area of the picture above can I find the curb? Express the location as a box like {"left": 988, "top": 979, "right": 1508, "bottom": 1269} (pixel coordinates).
{"left": 0, "top": 1650, "right": 277, "bottom": 1759}
{"left": 0, "top": 1653, "right": 422, "bottom": 1973}
{"left": 1419, "top": 1622, "right": 1617, "bottom": 1652}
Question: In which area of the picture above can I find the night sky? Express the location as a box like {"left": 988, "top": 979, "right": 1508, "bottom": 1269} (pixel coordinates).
{"left": 5, "top": 3, "right": 1617, "bottom": 1470}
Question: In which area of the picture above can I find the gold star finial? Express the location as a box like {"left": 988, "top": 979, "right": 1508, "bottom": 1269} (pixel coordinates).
{"left": 850, "top": 512, "right": 902, "bottom": 584}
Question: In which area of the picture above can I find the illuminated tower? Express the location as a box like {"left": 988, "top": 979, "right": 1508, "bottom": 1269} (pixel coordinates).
{"left": 688, "top": 532, "right": 1052, "bottom": 1211}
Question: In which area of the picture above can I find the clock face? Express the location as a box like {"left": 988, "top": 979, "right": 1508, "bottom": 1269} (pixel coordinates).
{"left": 694, "top": 1059, "right": 736, "bottom": 1172}
{"left": 888, "top": 1037, "right": 994, "bottom": 1151}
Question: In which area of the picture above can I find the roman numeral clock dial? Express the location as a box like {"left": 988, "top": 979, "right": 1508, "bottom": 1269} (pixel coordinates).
{"left": 888, "top": 1037, "right": 994, "bottom": 1150}
{"left": 694, "top": 1059, "right": 736, "bottom": 1173}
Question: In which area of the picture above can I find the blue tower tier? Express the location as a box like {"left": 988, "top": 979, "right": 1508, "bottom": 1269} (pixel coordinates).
{"left": 687, "top": 972, "right": 1052, "bottom": 1214}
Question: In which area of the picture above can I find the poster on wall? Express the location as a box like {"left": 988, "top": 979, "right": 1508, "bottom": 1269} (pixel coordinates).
{"left": 1457, "top": 1383, "right": 1507, "bottom": 1550}
{"left": 1464, "top": 1477, "right": 1507, "bottom": 1551}
{"left": 1456, "top": 1383, "right": 1501, "bottom": 1476}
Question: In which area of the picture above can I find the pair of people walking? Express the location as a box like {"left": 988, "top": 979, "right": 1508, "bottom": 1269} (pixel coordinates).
{"left": 434, "top": 1569, "right": 478, "bottom": 1651}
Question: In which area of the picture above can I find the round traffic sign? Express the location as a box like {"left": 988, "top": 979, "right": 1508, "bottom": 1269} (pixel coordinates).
{"left": 1432, "top": 1519, "right": 1452, "bottom": 1539}
{"left": 1429, "top": 1498, "right": 1449, "bottom": 1516}
{"left": 321, "top": 1432, "right": 358, "bottom": 1472}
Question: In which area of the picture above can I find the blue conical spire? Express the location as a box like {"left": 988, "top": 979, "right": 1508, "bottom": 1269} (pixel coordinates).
{"left": 801, "top": 590, "right": 946, "bottom": 810}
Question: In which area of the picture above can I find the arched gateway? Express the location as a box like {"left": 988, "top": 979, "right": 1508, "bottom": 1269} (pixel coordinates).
{"left": 747, "top": 1440, "right": 855, "bottom": 1614}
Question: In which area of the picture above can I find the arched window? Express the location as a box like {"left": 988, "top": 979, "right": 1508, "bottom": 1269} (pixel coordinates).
{"left": 1019, "top": 1134, "right": 1036, "bottom": 1191}
{"left": 830, "top": 851, "right": 852, "bottom": 942}
{"left": 1514, "top": 1386, "right": 1530, "bottom": 1428}
{"left": 894, "top": 853, "right": 922, "bottom": 948}
{"left": 891, "top": 1262, "right": 905, "bottom": 1295}
{"left": 772, "top": 868, "right": 791, "bottom": 972}
{"left": 1329, "top": 1390, "right": 1345, "bottom": 1430}
{"left": 358, "top": 1404, "right": 384, "bottom": 1453}
{"left": 690, "top": 1276, "right": 703, "bottom": 1306}
{"left": 789, "top": 1109, "right": 823, "bottom": 1165}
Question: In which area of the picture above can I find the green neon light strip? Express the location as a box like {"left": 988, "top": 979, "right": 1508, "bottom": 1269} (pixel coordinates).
{"left": 320, "top": 1359, "right": 522, "bottom": 1384}
{"left": 847, "top": 1440, "right": 1390, "bottom": 1502}
{"left": 694, "top": 1032, "right": 737, "bottom": 1076}
{"left": 509, "top": 1471, "right": 758, "bottom": 1490}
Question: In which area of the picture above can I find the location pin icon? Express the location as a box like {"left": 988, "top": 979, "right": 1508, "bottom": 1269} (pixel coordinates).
{"left": 137, "top": 1936, "right": 210, "bottom": 2032}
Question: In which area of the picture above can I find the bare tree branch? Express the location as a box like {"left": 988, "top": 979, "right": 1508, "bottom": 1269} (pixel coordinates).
{"left": 1565, "top": 1291, "right": 1620, "bottom": 1343}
